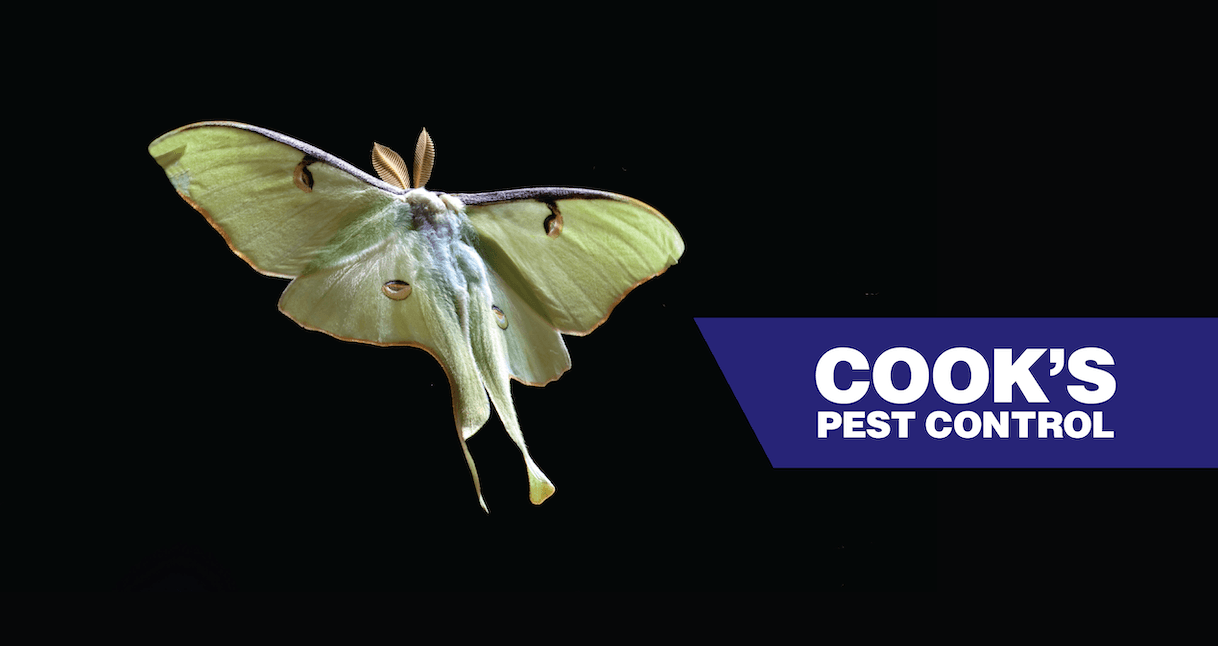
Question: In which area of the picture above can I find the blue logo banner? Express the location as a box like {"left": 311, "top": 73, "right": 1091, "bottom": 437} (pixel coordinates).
{"left": 694, "top": 318, "right": 1216, "bottom": 467}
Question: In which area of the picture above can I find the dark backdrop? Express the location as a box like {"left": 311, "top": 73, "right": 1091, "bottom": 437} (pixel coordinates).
{"left": 9, "top": 5, "right": 1209, "bottom": 591}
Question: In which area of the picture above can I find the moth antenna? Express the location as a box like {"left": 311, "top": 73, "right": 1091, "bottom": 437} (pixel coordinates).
{"left": 413, "top": 128, "right": 435, "bottom": 189}
{"left": 371, "top": 142, "right": 412, "bottom": 189}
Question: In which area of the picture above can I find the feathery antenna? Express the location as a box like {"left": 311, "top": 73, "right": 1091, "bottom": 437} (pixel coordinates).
{"left": 371, "top": 142, "right": 412, "bottom": 189}
{"left": 413, "top": 128, "right": 435, "bottom": 189}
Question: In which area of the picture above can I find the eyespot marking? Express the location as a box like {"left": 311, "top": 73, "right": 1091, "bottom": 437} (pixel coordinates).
{"left": 293, "top": 154, "right": 319, "bottom": 192}
{"left": 492, "top": 305, "right": 508, "bottom": 329}
{"left": 542, "top": 202, "right": 563, "bottom": 238}
{"left": 382, "top": 280, "right": 412, "bottom": 300}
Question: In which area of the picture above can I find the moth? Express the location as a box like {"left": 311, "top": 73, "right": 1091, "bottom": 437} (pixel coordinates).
{"left": 149, "top": 122, "right": 684, "bottom": 511}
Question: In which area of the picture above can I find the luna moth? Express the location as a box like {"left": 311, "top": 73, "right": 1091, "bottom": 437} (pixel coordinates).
{"left": 148, "top": 122, "right": 684, "bottom": 511}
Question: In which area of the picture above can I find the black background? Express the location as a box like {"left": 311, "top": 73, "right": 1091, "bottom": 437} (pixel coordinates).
{"left": 11, "top": 5, "right": 1211, "bottom": 591}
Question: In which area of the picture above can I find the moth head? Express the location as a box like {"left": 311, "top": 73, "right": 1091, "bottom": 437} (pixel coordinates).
{"left": 404, "top": 188, "right": 448, "bottom": 216}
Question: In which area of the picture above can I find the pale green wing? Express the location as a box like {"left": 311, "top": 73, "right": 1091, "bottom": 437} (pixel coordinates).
{"left": 148, "top": 121, "right": 404, "bottom": 278}
{"left": 485, "top": 270, "right": 572, "bottom": 386}
{"left": 149, "top": 121, "right": 487, "bottom": 411}
{"left": 457, "top": 188, "right": 684, "bottom": 384}
{"left": 277, "top": 231, "right": 493, "bottom": 441}
{"left": 149, "top": 122, "right": 493, "bottom": 477}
